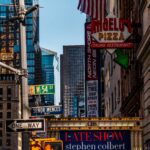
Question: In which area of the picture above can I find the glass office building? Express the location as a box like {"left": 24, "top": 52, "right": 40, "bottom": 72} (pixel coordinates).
{"left": 41, "top": 48, "right": 58, "bottom": 106}
{"left": 60, "top": 45, "right": 85, "bottom": 117}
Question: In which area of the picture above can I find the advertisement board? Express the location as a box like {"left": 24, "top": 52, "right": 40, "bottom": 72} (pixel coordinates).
{"left": 31, "top": 105, "right": 62, "bottom": 116}
{"left": 87, "top": 80, "right": 98, "bottom": 117}
{"left": 91, "top": 14, "right": 133, "bottom": 49}
{"left": 60, "top": 130, "right": 131, "bottom": 150}
{"left": 85, "top": 23, "right": 99, "bottom": 117}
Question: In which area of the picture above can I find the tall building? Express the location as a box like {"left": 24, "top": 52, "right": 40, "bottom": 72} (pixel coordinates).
{"left": 0, "top": 0, "right": 40, "bottom": 149}
{"left": 41, "top": 48, "right": 58, "bottom": 106}
{"left": 137, "top": 0, "right": 150, "bottom": 149}
{"left": 61, "top": 45, "right": 85, "bottom": 117}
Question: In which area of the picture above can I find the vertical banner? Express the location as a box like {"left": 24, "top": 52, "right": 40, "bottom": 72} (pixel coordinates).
{"left": 85, "top": 23, "right": 99, "bottom": 117}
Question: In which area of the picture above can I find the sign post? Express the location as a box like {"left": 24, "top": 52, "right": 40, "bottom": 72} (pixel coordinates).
{"left": 6, "top": 119, "right": 45, "bottom": 132}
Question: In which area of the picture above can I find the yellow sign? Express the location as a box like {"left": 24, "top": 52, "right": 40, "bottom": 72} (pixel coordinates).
{"left": 0, "top": 53, "right": 14, "bottom": 60}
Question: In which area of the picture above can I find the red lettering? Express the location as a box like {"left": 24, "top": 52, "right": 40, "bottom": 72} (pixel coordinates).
{"left": 85, "top": 132, "right": 92, "bottom": 141}
{"left": 93, "top": 132, "right": 100, "bottom": 141}
{"left": 104, "top": 132, "right": 109, "bottom": 141}
{"left": 119, "top": 18, "right": 124, "bottom": 31}
{"left": 65, "top": 132, "right": 71, "bottom": 142}
{"left": 109, "top": 18, "right": 113, "bottom": 30}
{"left": 74, "top": 132, "right": 79, "bottom": 142}
{"left": 114, "top": 18, "right": 119, "bottom": 31}
{"left": 103, "top": 18, "right": 108, "bottom": 31}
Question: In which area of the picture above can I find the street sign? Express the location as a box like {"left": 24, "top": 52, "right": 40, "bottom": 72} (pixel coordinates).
{"left": 6, "top": 119, "right": 45, "bottom": 132}
{"left": 31, "top": 105, "right": 63, "bottom": 116}
{"left": 29, "top": 84, "right": 55, "bottom": 95}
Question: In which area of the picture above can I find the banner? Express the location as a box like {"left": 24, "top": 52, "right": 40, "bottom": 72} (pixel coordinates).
{"left": 85, "top": 23, "right": 99, "bottom": 117}
{"left": 60, "top": 130, "right": 131, "bottom": 150}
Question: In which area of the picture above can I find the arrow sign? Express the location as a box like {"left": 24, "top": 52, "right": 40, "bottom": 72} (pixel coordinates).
{"left": 6, "top": 119, "right": 45, "bottom": 132}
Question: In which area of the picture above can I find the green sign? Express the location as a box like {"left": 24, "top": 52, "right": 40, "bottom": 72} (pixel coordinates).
{"left": 29, "top": 84, "right": 55, "bottom": 95}
{"left": 114, "top": 48, "right": 129, "bottom": 69}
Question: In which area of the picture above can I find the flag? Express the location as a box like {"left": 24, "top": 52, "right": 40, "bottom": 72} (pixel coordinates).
{"left": 77, "top": 0, "right": 106, "bottom": 20}
{"left": 114, "top": 49, "right": 129, "bottom": 70}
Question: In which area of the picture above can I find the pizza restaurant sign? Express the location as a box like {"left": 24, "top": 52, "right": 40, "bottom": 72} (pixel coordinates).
{"left": 91, "top": 14, "right": 133, "bottom": 48}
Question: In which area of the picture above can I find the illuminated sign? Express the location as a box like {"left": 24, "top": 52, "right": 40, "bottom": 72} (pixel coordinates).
{"left": 60, "top": 130, "right": 131, "bottom": 150}
{"left": 91, "top": 14, "right": 133, "bottom": 48}
{"left": 30, "top": 138, "right": 63, "bottom": 150}
{"left": 29, "top": 84, "right": 55, "bottom": 95}
{"left": 31, "top": 105, "right": 62, "bottom": 116}
{"left": 0, "top": 53, "right": 13, "bottom": 60}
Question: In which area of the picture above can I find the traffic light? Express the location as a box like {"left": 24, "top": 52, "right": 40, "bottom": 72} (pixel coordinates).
{"left": 30, "top": 138, "right": 63, "bottom": 150}
{"left": 30, "top": 141, "right": 41, "bottom": 150}
{"left": 43, "top": 141, "right": 63, "bottom": 150}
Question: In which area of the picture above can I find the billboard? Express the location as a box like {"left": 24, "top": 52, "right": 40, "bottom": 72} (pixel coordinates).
{"left": 85, "top": 23, "right": 99, "bottom": 117}
{"left": 29, "top": 84, "right": 55, "bottom": 95}
{"left": 91, "top": 14, "right": 133, "bottom": 49}
{"left": 31, "top": 105, "right": 62, "bottom": 116}
{"left": 60, "top": 130, "right": 131, "bottom": 150}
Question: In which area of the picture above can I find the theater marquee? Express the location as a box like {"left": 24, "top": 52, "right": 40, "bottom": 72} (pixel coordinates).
{"left": 91, "top": 14, "right": 133, "bottom": 49}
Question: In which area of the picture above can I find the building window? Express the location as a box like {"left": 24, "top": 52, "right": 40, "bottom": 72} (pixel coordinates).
{"left": 6, "top": 139, "right": 11, "bottom": 146}
{"left": 0, "top": 88, "right": 3, "bottom": 95}
{"left": 0, "top": 113, "right": 2, "bottom": 119}
{"left": 145, "top": 140, "right": 150, "bottom": 150}
{"left": 7, "top": 103, "right": 11, "bottom": 110}
{"left": 0, "top": 122, "right": 2, "bottom": 128}
{"left": 7, "top": 133, "right": 11, "bottom": 137}
{"left": 0, "top": 130, "right": 2, "bottom": 137}
{"left": 0, "top": 104, "right": 3, "bottom": 109}
{"left": 0, "top": 139, "right": 2, "bottom": 146}
{"left": 7, "top": 97, "right": 11, "bottom": 101}
{"left": 7, "top": 88, "right": 11, "bottom": 95}
{"left": 7, "top": 112, "right": 11, "bottom": 119}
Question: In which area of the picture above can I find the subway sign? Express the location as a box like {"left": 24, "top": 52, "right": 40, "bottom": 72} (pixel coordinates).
{"left": 60, "top": 130, "right": 131, "bottom": 150}
{"left": 91, "top": 14, "right": 133, "bottom": 49}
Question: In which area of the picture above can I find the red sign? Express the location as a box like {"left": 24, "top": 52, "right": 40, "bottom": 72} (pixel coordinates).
{"left": 91, "top": 14, "right": 133, "bottom": 49}
{"left": 91, "top": 42, "right": 134, "bottom": 48}
{"left": 85, "top": 23, "right": 98, "bottom": 80}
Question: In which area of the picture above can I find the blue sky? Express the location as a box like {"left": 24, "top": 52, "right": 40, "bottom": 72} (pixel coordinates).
{"left": 39, "top": 0, "right": 85, "bottom": 55}
{"left": 39, "top": 0, "right": 86, "bottom": 104}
